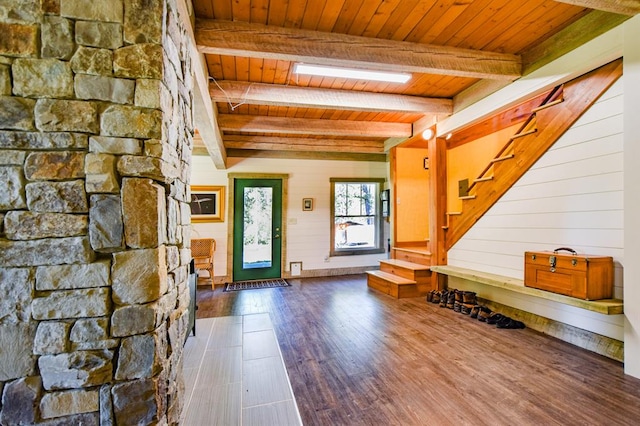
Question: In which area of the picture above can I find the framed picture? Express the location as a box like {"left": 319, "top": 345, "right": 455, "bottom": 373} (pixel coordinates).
{"left": 190, "top": 185, "right": 225, "bottom": 223}
{"left": 302, "top": 198, "right": 313, "bottom": 211}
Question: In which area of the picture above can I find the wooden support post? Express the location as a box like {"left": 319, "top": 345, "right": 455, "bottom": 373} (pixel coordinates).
{"left": 428, "top": 136, "right": 447, "bottom": 289}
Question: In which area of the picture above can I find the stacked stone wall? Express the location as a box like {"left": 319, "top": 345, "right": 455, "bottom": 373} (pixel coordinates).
{"left": 0, "top": 0, "right": 194, "bottom": 424}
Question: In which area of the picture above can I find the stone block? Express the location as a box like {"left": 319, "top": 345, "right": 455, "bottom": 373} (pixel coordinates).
{"left": 115, "top": 327, "right": 165, "bottom": 380}
{"left": 70, "top": 339, "right": 119, "bottom": 351}
{"left": 75, "top": 74, "right": 134, "bottom": 104}
{"left": 118, "top": 155, "right": 179, "bottom": 183}
{"left": 0, "top": 96, "right": 35, "bottom": 131}
{"left": 4, "top": 211, "right": 88, "bottom": 240}
{"left": 36, "top": 260, "right": 110, "bottom": 291}
{"left": 35, "top": 99, "right": 99, "bottom": 133}
{"left": 89, "top": 136, "right": 141, "bottom": 154}
{"left": 135, "top": 79, "right": 161, "bottom": 108}
{"left": 124, "top": 0, "right": 163, "bottom": 44}
{"left": 111, "top": 246, "right": 168, "bottom": 305}
{"left": 42, "top": 0, "right": 60, "bottom": 14}
{"left": 60, "top": 0, "right": 123, "bottom": 23}
{"left": 12, "top": 58, "right": 74, "bottom": 98}
{"left": 32, "top": 287, "right": 111, "bottom": 320}
{"left": 101, "top": 105, "right": 162, "bottom": 138}
{"left": 34, "top": 321, "right": 70, "bottom": 355}
{"left": 75, "top": 21, "right": 123, "bottom": 49}
{"left": 0, "top": 23, "right": 38, "bottom": 57}
{"left": 70, "top": 46, "right": 113, "bottom": 76}
{"left": 40, "top": 389, "right": 99, "bottom": 419}
{"left": 0, "top": 377, "right": 41, "bottom": 425}
{"left": 38, "top": 412, "right": 99, "bottom": 425}
{"left": 85, "top": 154, "right": 119, "bottom": 194}
{"left": 0, "top": 267, "right": 33, "bottom": 324}
{"left": 111, "top": 303, "right": 155, "bottom": 337}
{"left": 24, "top": 151, "right": 85, "bottom": 181}
{"left": 0, "top": 0, "right": 42, "bottom": 24}
{"left": 0, "top": 236, "right": 94, "bottom": 267}
{"left": 0, "top": 64, "right": 10, "bottom": 95}
{"left": 166, "top": 245, "right": 179, "bottom": 272}
{"left": 144, "top": 139, "right": 163, "bottom": 157}
{"left": 122, "top": 178, "right": 167, "bottom": 248}
{"left": 41, "top": 16, "right": 74, "bottom": 60}
{"left": 100, "top": 384, "right": 114, "bottom": 426}
{"left": 168, "top": 308, "right": 188, "bottom": 355}
{"left": 89, "top": 194, "right": 124, "bottom": 252}
{"left": 26, "top": 180, "right": 88, "bottom": 213}
{"left": 0, "top": 149, "right": 26, "bottom": 165}
{"left": 70, "top": 317, "right": 108, "bottom": 342}
{"left": 114, "top": 43, "right": 163, "bottom": 79}
{"left": 38, "top": 350, "right": 113, "bottom": 390}
{"left": 112, "top": 379, "right": 158, "bottom": 425}
{"left": 0, "top": 130, "right": 88, "bottom": 150}
{"left": 0, "top": 166, "right": 26, "bottom": 210}
{"left": 0, "top": 323, "right": 35, "bottom": 380}
{"left": 167, "top": 196, "right": 179, "bottom": 244}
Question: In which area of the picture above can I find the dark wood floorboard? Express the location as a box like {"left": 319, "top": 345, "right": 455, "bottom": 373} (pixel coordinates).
{"left": 196, "top": 274, "right": 640, "bottom": 426}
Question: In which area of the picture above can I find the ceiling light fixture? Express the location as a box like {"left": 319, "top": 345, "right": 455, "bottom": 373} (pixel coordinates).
{"left": 422, "top": 128, "right": 434, "bottom": 140}
{"left": 293, "top": 63, "right": 411, "bottom": 83}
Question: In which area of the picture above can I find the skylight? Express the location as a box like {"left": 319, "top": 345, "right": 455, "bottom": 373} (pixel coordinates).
{"left": 293, "top": 63, "right": 411, "bottom": 84}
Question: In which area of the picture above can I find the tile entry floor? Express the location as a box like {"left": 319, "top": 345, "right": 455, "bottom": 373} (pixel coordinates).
{"left": 182, "top": 313, "right": 303, "bottom": 426}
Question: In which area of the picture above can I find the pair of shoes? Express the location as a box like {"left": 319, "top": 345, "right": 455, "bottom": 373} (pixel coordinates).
{"left": 446, "top": 291, "right": 456, "bottom": 309}
{"left": 439, "top": 290, "right": 449, "bottom": 308}
{"left": 454, "top": 290, "right": 464, "bottom": 303}
{"left": 460, "top": 303, "right": 474, "bottom": 315}
{"left": 497, "top": 317, "right": 526, "bottom": 329}
{"left": 463, "top": 291, "right": 477, "bottom": 305}
{"left": 432, "top": 291, "right": 441, "bottom": 304}
{"left": 486, "top": 313, "right": 506, "bottom": 325}
{"left": 477, "top": 306, "right": 492, "bottom": 322}
{"left": 470, "top": 305, "right": 482, "bottom": 319}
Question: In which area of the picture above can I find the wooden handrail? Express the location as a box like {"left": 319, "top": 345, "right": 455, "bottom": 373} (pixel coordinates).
{"left": 467, "top": 84, "right": 564, "bottom": 193}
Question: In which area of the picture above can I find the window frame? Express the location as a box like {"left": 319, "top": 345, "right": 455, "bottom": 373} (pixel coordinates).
{"left": 330, "top": 177, "right": 385, "bottom": 257}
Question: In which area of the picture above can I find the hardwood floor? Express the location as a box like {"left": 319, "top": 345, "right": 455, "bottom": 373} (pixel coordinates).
{"left": 196, "top": 275, "right": 640, "bottom": 425}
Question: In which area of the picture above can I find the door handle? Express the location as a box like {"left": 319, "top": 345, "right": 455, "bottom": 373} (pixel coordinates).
{"left": 274, "top": 234, "right": 280, "bottom": 239}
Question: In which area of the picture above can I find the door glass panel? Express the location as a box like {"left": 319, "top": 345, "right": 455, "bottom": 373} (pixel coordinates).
{"left": 242, "top": 187, "right": 273, "bottom": 269}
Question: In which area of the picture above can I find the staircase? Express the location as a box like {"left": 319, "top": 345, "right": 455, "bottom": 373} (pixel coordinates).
{"left": 444, "top": 59, "right": 623, "bottom": 250}
{"left": 366, "top": 243, "right": 433, "bottom": 298}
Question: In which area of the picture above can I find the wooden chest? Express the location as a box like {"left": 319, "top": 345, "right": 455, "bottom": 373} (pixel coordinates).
{"left": 524, "top": 249, "right": 613, "bottom": 300}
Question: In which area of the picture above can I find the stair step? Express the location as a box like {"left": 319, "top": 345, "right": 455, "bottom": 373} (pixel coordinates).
{"left": 380, "top": 259, "right": 431, "bottom": 271}
{"left": 491, "top": 154, "right": 515, "bottom": 163}
{"left": 366, "top": 270, "right": 415, "bottom": 285}
{"left": 459, "top": 195, "right": 476, "bottom": 200}
{"left": 447, "top": 211, "right": 462, "bottom": 215}
{"left": 509, "top": 128, "right": 537, "bottom": 140}
{"left": 474, "top": 176, "right": 494, "bottom": 183}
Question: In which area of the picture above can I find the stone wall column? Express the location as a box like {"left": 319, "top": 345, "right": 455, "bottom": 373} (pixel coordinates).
{"left": 0, "top": 0, "right": 194, "bottom": 424}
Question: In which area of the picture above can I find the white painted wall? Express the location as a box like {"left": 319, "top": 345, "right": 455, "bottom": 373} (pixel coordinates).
{"left": 190, "top": 156, "right": 388, "bottom": 279}
{"left": 448, "top": 78, "right": 625, "bottom": 340}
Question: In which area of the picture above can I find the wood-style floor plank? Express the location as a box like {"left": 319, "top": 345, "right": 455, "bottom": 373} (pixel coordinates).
{"left": 196, "top": 275, "right": 640, "bottom": 425}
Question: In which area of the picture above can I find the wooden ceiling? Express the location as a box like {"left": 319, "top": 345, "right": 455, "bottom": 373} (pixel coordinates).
{"left": 190, "top": 0, "right": 635, "bottom": 167}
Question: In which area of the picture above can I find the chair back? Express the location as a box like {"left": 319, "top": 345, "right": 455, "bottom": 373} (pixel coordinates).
{"left": 191, "top": 238, "right": 215, "bottom": 260}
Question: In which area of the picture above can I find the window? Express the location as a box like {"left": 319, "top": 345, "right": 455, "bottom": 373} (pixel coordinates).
{"left": 330, "top": 178, "right": 385, "bottom": 256}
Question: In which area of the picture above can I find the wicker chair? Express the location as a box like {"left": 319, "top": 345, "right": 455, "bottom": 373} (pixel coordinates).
{"left": 191, "top": 238, "right": 216, "bottom": 289}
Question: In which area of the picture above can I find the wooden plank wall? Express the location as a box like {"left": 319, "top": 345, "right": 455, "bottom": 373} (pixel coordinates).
{"left": 448, "top": 77, "right": 624, "bottom": 339}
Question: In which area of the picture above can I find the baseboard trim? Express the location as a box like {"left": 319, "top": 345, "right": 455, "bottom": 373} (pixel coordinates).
{"left": 284, "top": 266, "right": 377, "bottom": 279}
{"left": 477, "top": 297, "right": 623, "bottom": 362}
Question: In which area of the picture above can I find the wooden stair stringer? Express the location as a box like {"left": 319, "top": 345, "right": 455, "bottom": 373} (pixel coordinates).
{"left": 445, "top": 59, "right": 623, "bottom": 250}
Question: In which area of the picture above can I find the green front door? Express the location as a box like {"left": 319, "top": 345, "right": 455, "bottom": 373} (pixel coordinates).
{"left": 233, "top": 179, "right": 283, "bottom": 281}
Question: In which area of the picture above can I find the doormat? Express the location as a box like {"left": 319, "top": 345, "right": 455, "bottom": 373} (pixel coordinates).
{"left": 223, "top": 279, "right": 291, "bottom": 292}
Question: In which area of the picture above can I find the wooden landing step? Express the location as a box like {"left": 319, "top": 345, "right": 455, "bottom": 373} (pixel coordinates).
{"left": 366, "top": 270, "right": 422, "bottom": 299}
{"left": 392, "top": 246, "right": 431, "bottom": 265}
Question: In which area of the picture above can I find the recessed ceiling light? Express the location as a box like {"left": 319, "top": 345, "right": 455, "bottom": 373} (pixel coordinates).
{"left": 293, "top": 63, "right": 411, "bottom": 84}
{"left": 422, "top": 128, "right": 434, "bottom": 140}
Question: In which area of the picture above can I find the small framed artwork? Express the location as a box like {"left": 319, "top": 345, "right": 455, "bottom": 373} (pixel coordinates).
{"left": 190, "top": 185, "right": 225, "bottom": 223}
{"left": 302, "top": 198, "right": 313, "bottom": 211}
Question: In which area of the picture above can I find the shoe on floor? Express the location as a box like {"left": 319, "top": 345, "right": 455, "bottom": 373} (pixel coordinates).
{"left": 439, "top": 290, "right": 449, "bottom": 307}
{"left": 470, "top": 305, "right": 481, "bottom": 318}
{"left": 446, "top": 291, "right": 456, "bottom": 309}
{"left": 463, "top": 291, "right": 477, "bottom": 305}
{"left": 497, "top": 318, "right": 526, "bottom": 329}
{"left": 432, "top": 291, "right": 441, "bottom": 304}
{"left": 460, "top": 303, "right": 474, "bottom": 315}
{"left": 487, "top": 313, "right": 506, "bottom": 325}
{"left": 477, "top": 306, "right": 492, "bottom": 322}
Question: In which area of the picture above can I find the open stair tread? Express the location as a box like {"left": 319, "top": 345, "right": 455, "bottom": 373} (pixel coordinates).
{"left": 366, "top": 270, "right": 416, "bottom": 285}
{"left": 380, "top": 259, "right": 431, "bottom": 271}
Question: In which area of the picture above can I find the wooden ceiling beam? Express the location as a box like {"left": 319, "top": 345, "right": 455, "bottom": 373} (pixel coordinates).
{"left": 195, "top": 19, "right": 521, "bottom": 80}
{"left": 224, "top": 135, "right": 383, "bottom": 149}
{"left": 225, "top": 138, "right": 384, "bottom": 154}
{"left": 210, "top": 80, "right": 453, "bottom": 114}
{"left": 218, "top": 114, "right": 412, "bottom": 138}
{"left": 554, "top": 0, "right": 640, "bottom": 15}
{"left": 225, "top": 149, "right": 387, "bottom": 162}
